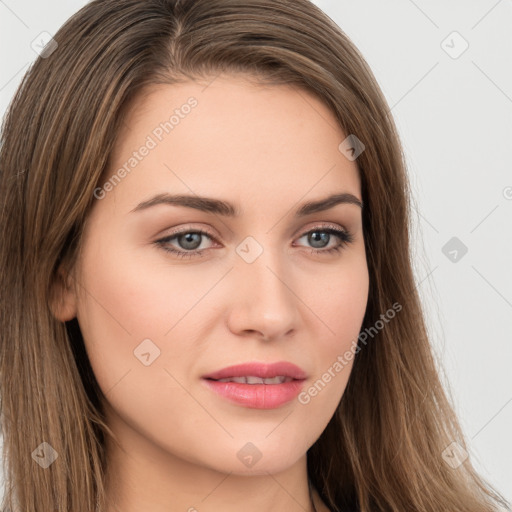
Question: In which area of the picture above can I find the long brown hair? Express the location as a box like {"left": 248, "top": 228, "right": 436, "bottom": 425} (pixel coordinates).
{"left": 0, "top": 1, "right": 508, "bottom": 511}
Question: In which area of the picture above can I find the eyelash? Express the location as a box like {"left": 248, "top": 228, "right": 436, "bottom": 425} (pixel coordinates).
{"left": 154, "top": 224, "right": 354, "bottom": 260}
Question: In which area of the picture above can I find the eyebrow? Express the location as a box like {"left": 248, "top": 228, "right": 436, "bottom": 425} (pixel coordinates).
{"left": 130, "top": 192, "right": 363, "bottom": 217}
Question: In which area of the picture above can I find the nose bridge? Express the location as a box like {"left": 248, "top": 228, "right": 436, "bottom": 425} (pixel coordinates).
{"left": 237, "top": 234, "right": 291, "bottom": 298}
{"left": 228, "top": 233, "right": 298, "bottom": 336}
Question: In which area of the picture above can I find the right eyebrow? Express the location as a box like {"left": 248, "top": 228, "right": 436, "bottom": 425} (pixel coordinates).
{"left": 129, "top": 191, "right": 363, "bottom": 217}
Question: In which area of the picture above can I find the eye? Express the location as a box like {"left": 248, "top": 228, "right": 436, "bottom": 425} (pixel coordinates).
{"left": 294, "top": 224, "right": 354, "bottom": 256}
{"left": 154, "top": 224, "right": 354, "bottom": 259}
{"left": 155, "top": 228, "right": 216, "bottom": 259}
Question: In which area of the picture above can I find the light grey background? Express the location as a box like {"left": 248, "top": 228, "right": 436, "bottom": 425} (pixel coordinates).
{"left": 1, "top": 0, "right": 511, "bottom": 506}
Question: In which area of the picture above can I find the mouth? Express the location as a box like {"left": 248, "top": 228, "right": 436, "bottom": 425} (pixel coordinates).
{"left": 208, "top": 375, "right": 295, "bottom": 384}
{"left": 201, "top": 361, "right": 307, "bottom": 409}
{"left": 202, "top": 360, "right": 307, "bottom": 381}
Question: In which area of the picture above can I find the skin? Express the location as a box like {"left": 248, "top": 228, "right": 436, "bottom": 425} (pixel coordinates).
{"left": 52, "top": 73, "right": 369, "bottom": 512}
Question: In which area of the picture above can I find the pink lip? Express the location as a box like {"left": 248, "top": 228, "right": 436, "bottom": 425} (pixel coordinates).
{"left": 202, "top": 361, "right": 307, "bottom": 380}
{"left": 201, "top": 361, "right": 307, "bottom": 409}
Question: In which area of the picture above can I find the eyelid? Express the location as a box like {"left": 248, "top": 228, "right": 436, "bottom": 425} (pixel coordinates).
{"left": 295, "top": 221, "right": 349, "bottom": 238}
{"left": 156, "top": 225, "right": 220, "bottom": 245}
{"left": 157, "top": 222, "right": 350, "bottom": 243}
{"left": 153, "top": 221, "right": 354, "bottom": 264}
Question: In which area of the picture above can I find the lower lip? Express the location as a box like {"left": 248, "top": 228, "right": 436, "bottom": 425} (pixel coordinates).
{"left": 201, "top": 378, "right": 305, "bottom": 409}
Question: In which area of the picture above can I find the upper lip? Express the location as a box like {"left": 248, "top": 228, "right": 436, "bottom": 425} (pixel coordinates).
{"left": 202, "top": 361, "right": 307, "bottom": 380}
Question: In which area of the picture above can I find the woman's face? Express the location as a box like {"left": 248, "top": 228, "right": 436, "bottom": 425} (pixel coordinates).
{"left": 56, "top": 74, "right": 369, "bottom": 480}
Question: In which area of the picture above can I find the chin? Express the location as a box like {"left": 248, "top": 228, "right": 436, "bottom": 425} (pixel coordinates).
{"left": 195, "top": 438, "right": 309, "bottom": 476}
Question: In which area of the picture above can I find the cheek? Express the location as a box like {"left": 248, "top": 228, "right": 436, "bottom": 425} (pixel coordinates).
{"left": 303, "top": 255, "right": 369, "bottom": 394}
{"left": 74, "top": 237, "right": 225, "bottom": 389}
{"left": 310, "top": 254, "right": 369, "bottom": 349}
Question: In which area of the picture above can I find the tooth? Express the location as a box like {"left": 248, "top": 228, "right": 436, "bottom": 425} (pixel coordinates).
{"left": 264, "top": 376, "right": 284, "bottom": 384}
{"left": 215, "top": 375, "right": 292, "bottom": 384}
{"left": 246, "top": 376, "right": 265, "bottom": 384}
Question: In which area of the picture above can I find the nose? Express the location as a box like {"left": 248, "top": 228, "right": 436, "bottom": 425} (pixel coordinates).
{"left": 225, "top": 241, "right": 300, "bottom": 342}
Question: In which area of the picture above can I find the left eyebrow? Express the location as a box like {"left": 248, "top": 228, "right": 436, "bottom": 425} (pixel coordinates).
{"left": 296, "top": 192, "right": 363, "bottom": 215}
{"left": 129, "top": 192, "right": 363, "bottom": 217}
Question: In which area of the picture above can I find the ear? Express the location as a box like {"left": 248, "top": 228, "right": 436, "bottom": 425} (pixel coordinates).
{"left": 49, "top": 264, "right": 78, "bottom": 322}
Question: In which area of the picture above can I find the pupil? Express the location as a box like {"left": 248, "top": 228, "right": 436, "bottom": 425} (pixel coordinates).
{"left": 310, "top": 232, "right": 328, "bottom": 248}
{"left": 180, "top": 233, "right": 201, "bottom": 250}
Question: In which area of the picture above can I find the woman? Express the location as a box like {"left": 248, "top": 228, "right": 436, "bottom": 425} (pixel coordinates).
{"left": 0, "top": 1, "right": 508, "bottom": 511}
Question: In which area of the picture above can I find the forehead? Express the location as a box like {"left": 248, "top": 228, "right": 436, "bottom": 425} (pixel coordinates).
{"left": 104, "top": 74, "right": 362, "bottom": 215}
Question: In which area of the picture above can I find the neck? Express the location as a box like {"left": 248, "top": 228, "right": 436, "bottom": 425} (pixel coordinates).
{"left": 102, "top": 437, "right": 321, "bottom": 512}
